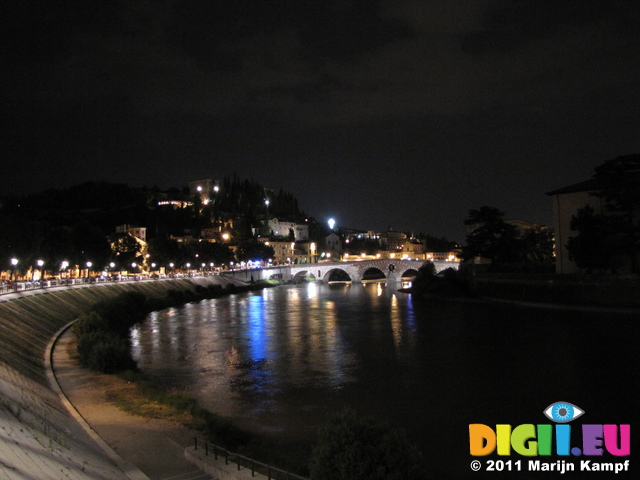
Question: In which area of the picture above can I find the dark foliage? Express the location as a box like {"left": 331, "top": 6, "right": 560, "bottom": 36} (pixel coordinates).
{"left": 310, "top": 407, "right": 427, "bottom": 480}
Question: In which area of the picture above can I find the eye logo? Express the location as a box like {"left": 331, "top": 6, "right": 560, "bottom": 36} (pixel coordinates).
{"left": 543, "top": 401, "right": 584, "bottom": 423}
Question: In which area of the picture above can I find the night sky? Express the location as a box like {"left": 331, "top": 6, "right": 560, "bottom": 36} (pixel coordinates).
{"left": 3, "top": 1, "right": 640, "bottom": 240}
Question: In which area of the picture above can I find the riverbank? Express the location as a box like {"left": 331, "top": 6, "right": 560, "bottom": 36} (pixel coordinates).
{"left": 469, "top": 273, "right": 640, "bottom": 308}
{"left": 0, "top": 276, "right": 248, "bottom": 480}
{"left": 52, "top": 328, "right": 207, "bottom": 480}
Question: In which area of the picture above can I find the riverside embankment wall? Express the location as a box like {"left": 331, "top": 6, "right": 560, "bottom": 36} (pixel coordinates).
{"left": 469, "top": 274, "right": 640, "bottom": 308}
{"left": 0, "top": 276, "right": 240, "bottom": 480}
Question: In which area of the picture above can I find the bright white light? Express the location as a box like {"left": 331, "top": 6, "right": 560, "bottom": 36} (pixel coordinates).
{"left": 61, "top": 261, "right": 69, "bottom": 269}
{"left": 86, "top": 262, "right": 92, "bottom": 268}
{"left": 328, "top": 218, "right": 336, "bottom": 230}
{"left": 11, "top": 258, "right": 18, "bottom": 266}
{"left": 37, "top": 259, "right": 44, "bottom": 267}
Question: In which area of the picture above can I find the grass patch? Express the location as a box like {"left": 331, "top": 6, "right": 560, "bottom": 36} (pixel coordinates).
{"left": 111, "top": 369, "right": 311, "bottom": 476}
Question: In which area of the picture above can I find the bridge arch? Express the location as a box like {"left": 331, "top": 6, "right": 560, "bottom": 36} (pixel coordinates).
{"left": 398, "top": 267, "right": 419, "bottom": 279}
{"left": 292, "top": 270, "right": 317, "bottom": 283}
{"left": 361, "top": 267, "right": 386, "bottom": 281}
{"left": 322, "top": 268, "right": 354, "bottom": 283}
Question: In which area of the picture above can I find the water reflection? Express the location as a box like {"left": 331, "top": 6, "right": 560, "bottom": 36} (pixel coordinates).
{"left": 131, "top": 284, "right": 638, "bottom": 479}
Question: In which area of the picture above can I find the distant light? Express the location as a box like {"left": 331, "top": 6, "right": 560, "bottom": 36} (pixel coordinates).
{"left": 37, "top": 259, "right": 44, "bottom": 267}
{"left": 86, "top": 262, "right": 92, "bottom": 268}
{"left": 109, "top": 262, "right": 116, "bottom": 268}
{"left": 197, "top": 186, "right": 202, "bottom": 192}
{"left": 328, "top": 218, "right": 336, "bottom": 230}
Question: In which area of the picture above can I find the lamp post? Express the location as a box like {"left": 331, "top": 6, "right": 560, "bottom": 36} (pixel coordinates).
{"left": 10, "top": 258, "right": 18, "bottom": 283}
{"left": 60, "top": 260, "right": 69, "bottom": 283}
{"left": 36, "top": 259, "right": 44, "bottom": 283}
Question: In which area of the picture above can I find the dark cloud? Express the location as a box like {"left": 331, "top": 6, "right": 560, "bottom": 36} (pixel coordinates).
{"left": 460, "top": 0, "right": 640, "bottom": 54}
{"left": 3, "top": 0, "right": 640, "bottom": 240}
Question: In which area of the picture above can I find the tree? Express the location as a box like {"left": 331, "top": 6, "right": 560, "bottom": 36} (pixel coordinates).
{"left": 236, "top": 239, "right": 275, "bottom": 262}
{"left": 310, "top": 408, "right": 427, "bottom": 480}
{"left": 147, "top": 236, "right": 184, "bottom": 267}
{"left": 462, "top": 206, "right": 519, "bottom": 263}
{"left": 567, "top": 206, "right": 622, "bottom": 273}
{"left": 108, "top": 232, "right": 143, "bottom": 270}
{"left": 592, "top": 154, "right": 640, "bottom": 273}
{"left": 184, "top": 240, "right": 235, "bottom": 266}
{"left": 520, "top": 226, "right": 554, "bottom": 263}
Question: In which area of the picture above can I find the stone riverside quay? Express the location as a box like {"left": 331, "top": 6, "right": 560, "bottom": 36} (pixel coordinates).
{"left": 0, "top": 277, "right": 245, "bottom": 480}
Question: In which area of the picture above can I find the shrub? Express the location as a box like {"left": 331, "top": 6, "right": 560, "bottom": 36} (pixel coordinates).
{"left": 310, "top": 407, "right": 427, "bottom": 480}
{"left": 76, "top": 330, "right": 137, "bottom": 373}
{"left": 91, "top": 291, "right": 147, "bottom": 333}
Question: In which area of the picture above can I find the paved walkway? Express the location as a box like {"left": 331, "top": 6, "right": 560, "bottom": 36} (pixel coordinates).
{"left": 51, "top": 329, "right": 213, "bottom": 480}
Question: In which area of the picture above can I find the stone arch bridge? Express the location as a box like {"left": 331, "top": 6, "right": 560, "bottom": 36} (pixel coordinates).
{"left": 222, "top": 259, "right": 459, "bottom": 284}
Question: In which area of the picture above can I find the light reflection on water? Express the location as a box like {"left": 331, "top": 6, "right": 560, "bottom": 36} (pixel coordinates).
{"left": 131, "top": 283, "right": 637, "bottom": 479}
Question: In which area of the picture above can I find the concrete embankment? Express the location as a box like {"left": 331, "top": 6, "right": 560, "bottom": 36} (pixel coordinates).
{"left": 469, "top": 274, "right": 640, "bottom": 308}
{"left": 0, "top": 277, "right": 240, "bottom": 480}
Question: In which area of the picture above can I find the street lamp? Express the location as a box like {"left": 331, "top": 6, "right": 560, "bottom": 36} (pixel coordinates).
{"left": 10, "top": 258, "right": 18, "bottom": 282}
{"left": 35, "top": 259, "right": 44, "bottom": 282}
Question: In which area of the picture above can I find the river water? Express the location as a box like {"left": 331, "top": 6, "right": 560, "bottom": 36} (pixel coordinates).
{"left": 130, "top": 283, "right": 637, "bottom": 479}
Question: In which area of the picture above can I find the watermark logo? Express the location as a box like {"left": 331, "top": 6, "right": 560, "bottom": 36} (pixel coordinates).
{"left": 468, "top": 402, "right": 631, "bottom": 474}
{"left": 543, "top": 401, "right": 584, "bottom": 423}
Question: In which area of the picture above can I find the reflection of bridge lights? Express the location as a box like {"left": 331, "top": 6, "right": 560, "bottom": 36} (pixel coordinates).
{"left": 307, "top": 282, "right": 318, "bottom": 297}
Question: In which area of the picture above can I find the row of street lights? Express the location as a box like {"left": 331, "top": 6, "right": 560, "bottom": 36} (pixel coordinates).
{"left": 5, "top": 257, "right": 227, "bottom": 281}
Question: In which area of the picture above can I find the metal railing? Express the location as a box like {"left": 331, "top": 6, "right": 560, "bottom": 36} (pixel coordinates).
{"left": 193, "top": 437, "right": 309, "bottom": 480}
{"left": 0, "top": 274, "right": 199, "bottom": 296}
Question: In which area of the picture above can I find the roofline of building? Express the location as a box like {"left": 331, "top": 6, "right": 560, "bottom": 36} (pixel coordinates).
{"left": 545, "top": 178, "right": 601, "bottom": 196}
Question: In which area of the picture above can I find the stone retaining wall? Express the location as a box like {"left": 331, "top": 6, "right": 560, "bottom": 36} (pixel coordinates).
{"left": 0, "top": 277, "right": 237, "bottom": 480}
